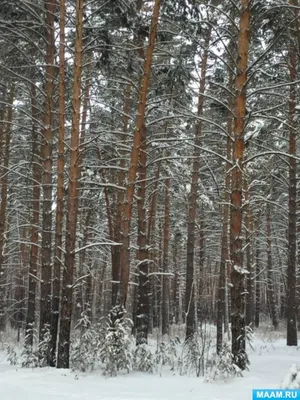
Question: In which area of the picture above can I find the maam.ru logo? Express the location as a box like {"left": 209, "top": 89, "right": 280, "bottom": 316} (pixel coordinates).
{"left": 253, "top": 390, "right": 300, "bottom": 399}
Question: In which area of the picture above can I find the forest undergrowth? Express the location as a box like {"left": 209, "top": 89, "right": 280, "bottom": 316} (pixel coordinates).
{"left": 1, "top": 309, "right": 287, "bottom": 382}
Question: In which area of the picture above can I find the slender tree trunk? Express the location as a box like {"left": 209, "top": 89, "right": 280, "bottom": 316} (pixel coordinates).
{"left": 197, "top": 209, "right": 205, "bottom": 324}
{"left": 50, "top": 0, "right": 66, "bottom": 366}
{"left": 0, "top": 87, "right": 13, "bottom": 331}
{"left": 173, "top": 231, "right": 182, "bottom": 324}
{"left": 254, "top": 227, "right": 260, "bottom": 328}
{"left": 74, "top": 51, "right": 93, "bottom": 320}
{"left": 112, "top": 83, "right": 132, "bottom": 307}
{"left": 287, "top": 2, "right": 298, "bottom": 345}
{"left": 216, "top": 259, "right": 225, "bottom": 353}
{"left": 26, "top": 83, "right": 41, "bottom": 346}
{"left": 147, "top": 164, "right": 160, "bottom": 330}
{"left": 57, "top": 0, "right": 84, "bottom": 369}
{"left": 217, "top": 132, "right": 232, "bottom": 348}
{"left": 120, "top": 0, "right": 161, "bottom": 306}
{"left": 230, "top": 0, "right": 250, "bottom": 370}
{"left": 39, "top": 0, "right": 56, "bottom": 357}
{"left": 185, "top": 30, "right": 210, "bottom": 340}
{"left": 136, "top": 125, "right": 149, "bottom": 345}
{"left": 162, "top": 176, "right": 171, "bottom": 336}
{"left": 245, "top": 173, "right": 254, "bottom": 327}
{"left": 266, "top": 200, "right": 278, "bottom": 330}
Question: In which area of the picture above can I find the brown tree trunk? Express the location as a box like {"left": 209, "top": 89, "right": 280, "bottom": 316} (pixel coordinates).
{"left": 230, "top": 0, "right": 250, "bottom": 370}
{"left": 162, "top": 176, "right": 171, "bottom": 336}
{"left": 217, "top": 124, "right": 232, "bottom": 348}
{"left": 266, "top": 200, "right": 278, "bottom": 330}
{"left": 244, "top": 173, "right": 254, "bottom": 327}
{"left": 0, "top": 87, "right": 13, "bottom": 331}
{"left": 172, "top": 231, "right": 182, "bottom": 324}
{"left": 50, "top": 0, "right": 66, "bottom": 366}
{"left": 57, "top": 0, "right": 84, "bottom": 369}
{"left": 147, "top": 164, "right": 160, "bottom": 329}
{"left": 112, "top": 83, "right": 132, "bottom": 307}
{"left": 26, "top": 83, "right": 41, "bottom": 346}
{"left": 185, "top": 30, "right": 210, "bottom": 340}
{"left": 287, "top": 1, "right": 298, "bottom": 345}
{"left": 254, "top": 226, "right": 260, "bottom": 328}
{"left": 39, "top": 0, "right": 56, "bottom": 357}
{"left": 16, "top": 229, "right": 27, "bottom": 340}
{"left": 216, "top": 259, "right": 225, "bottom": 354}
{"left": 136, "top": 125, "right": 149, "bottom": 344}
{"left": 120, "top": 0, "right": 161, "bottom": 306}
{"left": 197, "top": 209, "right": 205, "bottom": 324}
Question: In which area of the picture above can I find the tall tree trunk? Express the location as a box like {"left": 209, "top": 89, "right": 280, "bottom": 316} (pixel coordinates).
{"left": 224, "top": 37, "right": 235, "bottom": 339}
{"left": 147, "top": 164, "right": 160, "bottom": 330}
{"left": 254, "top": 226, "right": 260, "bottom": 328}
{"left": 50, "top": 0, "right": 66, "bottom": 366}
{"left": 216, "top": 259, "right": 225, "bottom": 353}
{"left": 120, "top": 0, "right": 161, "bottom": 306}
{"left": 112, "top": 83, "right": 132, "bottom": 307}
{"left": 185, "top": 30, "right": 210, "bottom": 340}
{"left": 230, "top": 0, "right": 250, "bottom": 370}
{"left": 217, "top": 131, "right": 232, "bottom": 348}
{"left": 0, "top": 87, "right": 13, "bottom": 332}
{"left": 197, "top": 209, "right": 205, "bottom": 324}
{"left": 162, "top": 176, "right": 171, "bottom": 336}
{"left": 57, "top": 0, "right": 84, "bottom": 369}
{"left": 25, "top": 84, "right": 41, "bottom": 346}
{"left": 245, "top": 173, "right": 254, "bottom": 327}
{"left": 287, "top": 1, "right": 298, "bottom": 345}
{"left": 39, "top": 0, "right": 56, "bottom": 356}
{"left": 266, "top": 200, "right": 278, "bottom": 330}
{"left": 136, "top": 125, "right": 149, "bottom": 345}
{"left": 16, "top": 228, "right": 27, "bottom": 340}
{"left": 173, "top": 231, "right": 182, "bottom": 324}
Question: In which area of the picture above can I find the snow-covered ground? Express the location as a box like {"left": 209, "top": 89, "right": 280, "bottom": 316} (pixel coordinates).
{"left": 0, "top": 335, "right": 299, "bottom": 400}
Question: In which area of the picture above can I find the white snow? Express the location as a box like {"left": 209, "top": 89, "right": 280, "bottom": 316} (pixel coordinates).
{"left": 0, "top": 336, "right": 299, "bottom": 400}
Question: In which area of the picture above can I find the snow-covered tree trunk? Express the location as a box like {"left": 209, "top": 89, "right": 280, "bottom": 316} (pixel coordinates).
{"left": 57, "top": 0, "right": 84, "bottom": 369}
{"left": 186, "top": 28, "right": 210, "bottom": 340}
{"left": 230, "top": 0, "right": 250, "bottom": 370}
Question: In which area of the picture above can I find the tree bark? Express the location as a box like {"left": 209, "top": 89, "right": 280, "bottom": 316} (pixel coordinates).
{"left": 39, "top": 0, "right": 56, "bottom": 357}
{"left": 230, "top": 0, "right": 250, "bottom": 370}
{"left": 120, "top": 0, "right": 161, "bottom": 306}
{"left": 136, "top": 125, "right": 149, "bottom": 345}
{"left": 185, "top": 29, "right": 210, "bottom": 340}
{"left": 245, "top": 173, "right": 254, "bottom": 327}
{"left": 50, "top": 0, "right": 66, "bottom": 366}
{"left": 25, "top": 84, "right": 41, "bottom": 346}
{"left": 0, "top": 87, "right": 13, "bottom": 331}
{"left": 162, "top": 176, "right": 171, "bottom": 336}
{"left": 254, "top": 226, "right": 260, "bottom": 328}
{"left": 266, "top": 200, "right": 278, "bottom": 330}
{"left": 112, "top": 83, "right": 132, "bottom": 307}
{"left": 287, "top": 0, "right": 298, "bottom": 345}
{"left": 57, "top": 0, "right": 84, "bottom": 369}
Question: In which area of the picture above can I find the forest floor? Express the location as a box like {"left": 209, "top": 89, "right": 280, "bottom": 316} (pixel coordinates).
{"left": 0, "top": 327, "right": 299, "bottom": 400}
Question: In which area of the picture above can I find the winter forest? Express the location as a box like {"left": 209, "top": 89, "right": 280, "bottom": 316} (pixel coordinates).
{"left": 2, "top": 0, "right": 300, "bottom": 398}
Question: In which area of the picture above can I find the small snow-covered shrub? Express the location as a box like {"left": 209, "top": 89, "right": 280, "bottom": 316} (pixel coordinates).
{"left": 281, "top": 364, "right": 300, "bottom": 389}
{"left": 21, "top": 344, "right": 39, "bottom": 368}
{"left": 6, "top": 344, "right": 18, "bottom": 365}
{"left": 38, "top": 327, "right": 51, "bottom": 367}
{"left": 133, "top": 344, "right": 155, "bottom": 373}
{"left": 155, "top": 337, "right": 180, "bottom": 374}
{"left": 70, "top": 311, "right": 102, "bottom": 372}
{"left": 21, "top": 325, "right": 39, "bottom": 368}
{"left": 245, "top": 325, "right": 254, "bottom": 350}
{"left": 179, "top": 329, "right": 212, "bottom": 377}
{"left": 99, "top": 305, "right": 133, "bottom": 376}
{"left": 205, "top": 343, "right": 243, "bottom": 382}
